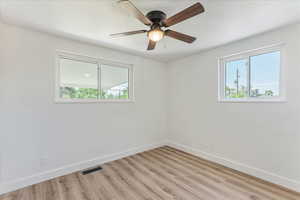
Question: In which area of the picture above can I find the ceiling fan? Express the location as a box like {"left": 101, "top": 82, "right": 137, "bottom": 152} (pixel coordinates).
{"left": 110, "top": 0, "right": 205, "bottom": 50}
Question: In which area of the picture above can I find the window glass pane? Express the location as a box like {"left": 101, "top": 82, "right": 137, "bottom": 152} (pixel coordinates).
{"left": 250, "top": 51, "right": 280, "bottom": 97}
{"left": 101, "top": 65, "right": 129, "bottom": 99}
{"left": 60, "top": 58, "right": 99, "bottom": 99}
{"left": 225, "top": 59, "right": 248, "bottom": 98}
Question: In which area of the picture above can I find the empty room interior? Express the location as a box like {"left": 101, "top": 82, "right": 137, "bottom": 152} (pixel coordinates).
{"left": 1, "top": 0, "right": 300, "bottom": 199}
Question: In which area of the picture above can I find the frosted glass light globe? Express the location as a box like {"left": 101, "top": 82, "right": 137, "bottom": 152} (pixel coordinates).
{"left": 148, "top": 29, "right": 164, "bottom": 42}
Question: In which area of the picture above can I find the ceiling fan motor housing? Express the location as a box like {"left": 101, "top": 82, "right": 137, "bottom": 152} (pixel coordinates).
{"left": 146, "top": 11, "right": 167, "bottom": 25}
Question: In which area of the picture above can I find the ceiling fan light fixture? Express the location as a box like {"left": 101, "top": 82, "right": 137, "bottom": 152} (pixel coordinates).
{"left": 114, "top": 1, "right": 204, "bottom": 50}
{"left": 148, "top": 28, "right": 164, "bottom": 42}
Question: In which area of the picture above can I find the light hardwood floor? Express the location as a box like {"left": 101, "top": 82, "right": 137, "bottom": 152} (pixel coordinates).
{"left": 1, "top": 146, "right": 300, "bottom": 200}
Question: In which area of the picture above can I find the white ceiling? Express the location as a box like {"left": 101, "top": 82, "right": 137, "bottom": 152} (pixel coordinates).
{"left": 1, "top": 0, "right": 300, "bottom": 62}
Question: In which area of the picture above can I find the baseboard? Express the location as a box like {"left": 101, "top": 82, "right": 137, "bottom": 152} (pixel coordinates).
{"left": 0, "top": 141, "right": 165, "bottom": 195}
{"left": 166, "top": 141, "right": 300, "bottom": 193}
{"left": 2, "top": 141, "right": 300, "bottom": 195}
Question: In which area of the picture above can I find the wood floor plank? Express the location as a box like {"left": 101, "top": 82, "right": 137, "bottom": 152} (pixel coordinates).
{"left": 133, "top": 154, "right": 207, "bottom": 200}
{"left": 98, "top": 166, "right": 137, "bottom": 200}
{"left": 126, "top": 155, "right": 200, "bottom": 200}
{"left": 117, "top": 158, "right": 175, "bottom": 200}
{"left": 152, "top": 148, "right": 275, "bottom": 200}
{"left": 138, "top": 152, "right": 220, "bottom": 199}
{"left": 109, "top": 160, "right": 164, "bottom": 200}
{"left": 55, "top": 174, "right": 86, "bottom": 200}
{"left": 159, "top": 147, "right": 290, "bottom": 200}
{"left": 1, "top": 146, "right": 300, "bottom": 200}
{"left": 120, "top": 158, "right": 177, "bottom": 200}
{"left": 161, "top": 146, "right": 300, "bottom": 200}
{"left": 39, "top": 179, "right": 62, "bottom": 200}
{"left": 103, "top": 163, "right": 146, "bottom": 200}
{"left": 90, "top": 171, "right": 123, "bottom": 200}
{"left": 145, "top": 149, "right": 249, "bottom": 200}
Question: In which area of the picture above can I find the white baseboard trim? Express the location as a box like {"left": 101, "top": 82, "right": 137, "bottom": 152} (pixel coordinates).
{"left": 1, "top": 141, "right": 299, "bottom": 195}
{"left": 0, "top": 141, "right": 165, "bottom": 195}
{"left": 166, "top": 141, "right": 300, "bottom": 193}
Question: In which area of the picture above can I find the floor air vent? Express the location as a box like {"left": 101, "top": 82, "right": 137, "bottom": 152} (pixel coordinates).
{"left": 81, "top": 166, "right": 103, "bottom": 175}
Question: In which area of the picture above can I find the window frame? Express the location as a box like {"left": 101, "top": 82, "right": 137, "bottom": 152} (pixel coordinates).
{"left": 218, "top": 43, "right": 286, "bottom": 103}
{"left": 55, "top": 51, "right": 134, "bottom": 103}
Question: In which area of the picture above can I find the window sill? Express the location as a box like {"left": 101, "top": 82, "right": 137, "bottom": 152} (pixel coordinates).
{"left": 54, "top": 99, "right": 135, "bottom": 104}
{"left": 218, "top": 98, "right": 287, "bottom": 103}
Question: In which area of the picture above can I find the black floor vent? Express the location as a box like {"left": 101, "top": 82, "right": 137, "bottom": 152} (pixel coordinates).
{"left": 81, "top": 166, "right": 103, "bottom": 175}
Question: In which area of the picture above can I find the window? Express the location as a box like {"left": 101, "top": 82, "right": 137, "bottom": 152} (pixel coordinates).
{"left": 55, "top": 52, "right": 133, "bottom": 102}
{"left": 219, "top": 44, "right": 285, "bottom": 102}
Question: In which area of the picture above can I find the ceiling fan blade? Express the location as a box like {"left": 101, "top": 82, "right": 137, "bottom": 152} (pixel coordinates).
{"left": 110, "top": 30, "right": 147, "bottom": 37}
{"left": 119, "top": 0, "right": 152, "bottom": 26}
{"left": 163, "top": 2, "right": 204, "bottom": 27}
{"left": 147, "top": 40, "right": 156, "bottom": 50}
{"left": 165, "top": 30, "right": 196, "bottom": 43}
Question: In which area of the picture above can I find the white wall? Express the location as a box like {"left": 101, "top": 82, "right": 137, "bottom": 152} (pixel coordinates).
{"left": 2, "top": 19, "right": 300, "bottom": 194}
{"left": 167, "top": 23, "right": 300, "bottom": 191}
{"left": 0, "top": 21, "right": 167, "bottom": 192}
